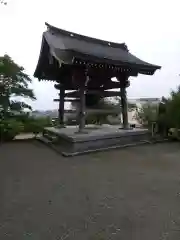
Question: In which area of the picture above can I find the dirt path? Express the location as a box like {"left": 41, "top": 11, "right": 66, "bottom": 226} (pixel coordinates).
{"left": 1, "top": 141, "right": 180, "bottom": 239}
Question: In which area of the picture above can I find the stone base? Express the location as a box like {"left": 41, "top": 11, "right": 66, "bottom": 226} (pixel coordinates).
{"left": 38, "top": 125, "right": 153, "bottom": 156}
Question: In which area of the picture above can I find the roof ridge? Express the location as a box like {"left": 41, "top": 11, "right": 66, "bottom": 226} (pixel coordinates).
{"left": 45, "top": 22, "right": 129, "bottom": 51}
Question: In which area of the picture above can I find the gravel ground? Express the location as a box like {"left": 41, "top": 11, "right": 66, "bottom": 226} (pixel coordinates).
{"left": 1, "top": 141, "right": 180, "bottom": 240}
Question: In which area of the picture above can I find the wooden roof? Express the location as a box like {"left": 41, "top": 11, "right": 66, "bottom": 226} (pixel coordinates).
{"left": 34, "top": 23, "right": 161, "bottom": 80}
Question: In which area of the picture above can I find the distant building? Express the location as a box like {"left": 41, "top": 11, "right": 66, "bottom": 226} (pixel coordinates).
{"left": 128, "top": 98, "right": 160, "bottom": 108}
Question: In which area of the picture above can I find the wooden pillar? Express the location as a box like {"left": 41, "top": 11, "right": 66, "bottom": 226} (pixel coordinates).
{"left": 120, "top": 87, "right": 129, "bottom": 129}
{"left": 58, "top": 86, "right": 65, "bottom": 127}
{"left": 72, "top": 68, "right": 90, "bottom": 133}
{"left": 78, "top": 84, "right": 86, "bottom": 132}
{"left": 118, "top": 77, "right": 129, "bottom": 129}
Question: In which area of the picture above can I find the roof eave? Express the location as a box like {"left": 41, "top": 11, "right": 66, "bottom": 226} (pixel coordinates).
{"left": 45, "top": 22, "right": 129, "bottom": 51}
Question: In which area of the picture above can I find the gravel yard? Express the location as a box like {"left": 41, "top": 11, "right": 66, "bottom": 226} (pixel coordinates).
{"left": 1, "top": 141, "right": 180, "bottom": 239}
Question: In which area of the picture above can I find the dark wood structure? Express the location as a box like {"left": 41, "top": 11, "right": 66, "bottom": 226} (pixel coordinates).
{"left": 34, "top": 23, "right": 161, "bottom": 131}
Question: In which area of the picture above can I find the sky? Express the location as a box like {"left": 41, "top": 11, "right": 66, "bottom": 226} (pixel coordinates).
{"left": 0, "top": 0, "right": 180, "bottom": 110}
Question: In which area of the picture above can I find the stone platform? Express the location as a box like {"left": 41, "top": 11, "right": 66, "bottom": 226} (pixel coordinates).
{"left": 38, "top": 125, "right": 152, "bottom": 156}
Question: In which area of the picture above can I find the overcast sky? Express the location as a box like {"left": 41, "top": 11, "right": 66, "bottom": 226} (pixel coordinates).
{"left": 0, "top": 0, "right": 180, "bottom": 110}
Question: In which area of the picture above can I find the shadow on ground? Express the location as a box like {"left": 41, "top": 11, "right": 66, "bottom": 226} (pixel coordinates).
{"left": 1, "top": 141, "right": 180, "bottom": 239}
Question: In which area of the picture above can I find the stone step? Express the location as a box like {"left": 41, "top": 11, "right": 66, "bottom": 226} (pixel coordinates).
{"left": 43, "top": 133, "right": 57, "bottom": 142}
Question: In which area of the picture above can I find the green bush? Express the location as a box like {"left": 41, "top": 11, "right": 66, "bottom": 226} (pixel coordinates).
{"left": 0, "top": 119, "right": 23, "bottom": 141}
{"left": 168, "top": 128, "right": 179, "bottom": 140}
{"left": 135, "top": 104, "right": 159, "bottom": 128}
{"left": 0, "top": 116, "right": 53, "bottom": 141}
{"left": 21, "top": 117, "right": 52, "bottom": 133}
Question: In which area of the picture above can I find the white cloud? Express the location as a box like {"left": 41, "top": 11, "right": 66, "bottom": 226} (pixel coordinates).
{"left": 0, "top": 0, "right": 180, "bottom": 110}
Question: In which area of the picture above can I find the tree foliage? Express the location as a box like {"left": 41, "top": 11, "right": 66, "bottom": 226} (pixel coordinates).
{"left": 0, "top": 118, "right": 23, "bottom": 141}
{"left": 0, "top": 55, "right": 36, "bottom": 141}
{"left": 0, "top": 55, "right": 35, "bottom": 117}
{"left": 135, "top": 86, "right": 180, "bottom": 136}
{"left": 135, "top": 104, "right": 159, "bottom": 127}
{"left": 162, "top": 86, "right": 180, "bottom": 128}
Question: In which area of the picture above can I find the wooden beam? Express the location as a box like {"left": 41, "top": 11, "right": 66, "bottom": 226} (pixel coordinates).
{"left": 86, "top": 108, "right": 121, "bottom": 114}
{"left": 65, "top": 90, "right": 120, "bottom": 98}
{"left": 54, "top": 98, "right": 79, "bottom": 102}
{"left": 54, "top": 83, "right": 78, "bottom": 90}
{"left": 102, "top": 82, "right": 120, "bottom": 89}
{"left": 65, "top": 98, "right": 79, "bottom": 102}
{"left": 64, "top": 91, "right": 77, "bottom": 97}
{"left": 54, "top": 81, "right": 123, "bottom": 90}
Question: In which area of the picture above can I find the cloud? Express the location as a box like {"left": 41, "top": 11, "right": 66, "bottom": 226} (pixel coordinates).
{"left": 0, "top": 0, "right": 180, "bottom": 109}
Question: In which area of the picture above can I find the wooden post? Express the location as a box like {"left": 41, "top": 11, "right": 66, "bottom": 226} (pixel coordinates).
{"left": 78, "top": 69, "right": 90, "bottom": 133}
{"left": 58, "top": 86, "right": 65, "bottom": 127}
{"left": 72, "top": 68, "right": 89, "bottom": 133}
{"left": 78, "top": 85, "right": 86, "bottom": 132}
{"left": 120, "top": 81, "right": 129, "bottom": 129}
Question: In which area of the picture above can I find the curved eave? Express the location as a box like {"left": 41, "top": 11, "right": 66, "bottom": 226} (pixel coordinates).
{"left": 45, "top": 22, "right": 129, "bottom": 51}
{"left": 72, "top": 55, "right": 161, "bottom": 75}
{"left": 44, "top": 23, "right": 161, "bottom": 75}
{"left": 34, "top": 35, "right": 46, "bottom": 79}
{"left": 34, "top": 23, "right": 161, "bottom": 80}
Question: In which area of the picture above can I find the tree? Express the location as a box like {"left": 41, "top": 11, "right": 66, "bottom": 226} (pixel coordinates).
{"left": 165, "top": 86, "right": 180, "bottom": 128}
{"left": 135, "top": 103, "right": 159, "bottom": 127}
{"left": 134, "top": 86, "right": 180, "bottom": 137}
{"left": 0, "top": 55, "right": 36, "bottom": 118}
